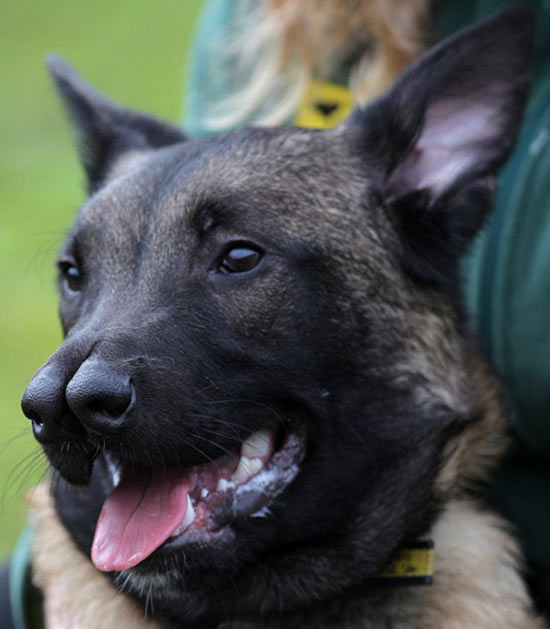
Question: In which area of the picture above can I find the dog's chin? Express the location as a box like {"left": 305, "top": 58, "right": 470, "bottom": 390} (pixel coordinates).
{"left": 81, "top": 425, "right": 305, "bottom": 594}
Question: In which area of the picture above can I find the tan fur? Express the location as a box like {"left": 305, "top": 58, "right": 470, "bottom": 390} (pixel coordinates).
{"left": 396, "top": 304, "right": 509, "bottom": 495}
{"left": 437, "top": 357, "right": 509, "bottom": 495}
{"left": 333, "top": 500, "right": 545, "bottom": 628}
{"left": 28, "top": 484, "right": 162, "bottom": 629}
{"left": 416, "top": 500, "right": 546, "bottom": 628}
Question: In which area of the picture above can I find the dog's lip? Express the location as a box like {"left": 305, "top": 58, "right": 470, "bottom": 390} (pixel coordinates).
{"left": 101, "top": 424, "right": 281, "bottom": 497}
{"left": 164, "top": 429, "right": 304, "bottom": 547}
{"left": 99, "top": 427, "right": 305, "bottom": 561}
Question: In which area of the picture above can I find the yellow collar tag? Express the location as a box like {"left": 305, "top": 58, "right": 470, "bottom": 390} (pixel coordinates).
{"left": 374, "top": 542, "right": 434, "bottom": 585}
{"left": 295, "top": 80, "right": 354, "bottom": 129}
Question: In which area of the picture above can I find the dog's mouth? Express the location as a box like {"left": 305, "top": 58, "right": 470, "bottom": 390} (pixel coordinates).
{"left": 91, "top": 426, "right": 304, "bottom": 572}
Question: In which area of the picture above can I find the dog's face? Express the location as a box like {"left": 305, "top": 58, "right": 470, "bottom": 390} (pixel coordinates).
{"left": 22, "top": 9, "right": 533, "bottom": 626}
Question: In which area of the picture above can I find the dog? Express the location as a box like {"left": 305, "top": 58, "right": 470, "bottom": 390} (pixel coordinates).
{"left": 21, "top": 7, "right": 544, "bottom": 628}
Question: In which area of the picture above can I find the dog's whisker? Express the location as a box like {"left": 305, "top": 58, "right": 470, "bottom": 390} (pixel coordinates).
{"left": 1, "top": 448, "right": 46, "bottom": 511}
{"left": 185, "top": 431, "right": 237, "bottom": 459}
{"left": 0, "top": 427, "right": 31, "bottom": 455}
{"left": 190, "top": 424, "right": 245, "bottom": 445}
{"left": 185, "top": 414, "right": 251, "bottom": 441}
{"left": 162, "top": 433, "right": 217, "bottom": 464}
{"left": 204, "top": 398, "right": 287, "bottom": 428}
{"left": 144, "top": 584, "right": 155, "bottom": 617}
{"left": 196, "top": 376, "right": 221, "bottom": 395}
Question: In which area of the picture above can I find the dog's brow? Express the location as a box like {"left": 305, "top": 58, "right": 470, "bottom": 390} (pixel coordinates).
{"left": 185, "top": 195, "right": 263, "bottom": 240}
{"left": 187, "top": 200, "right": 220, "bottom": 239}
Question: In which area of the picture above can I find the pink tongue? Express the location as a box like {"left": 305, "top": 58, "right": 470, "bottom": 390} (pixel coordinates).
{"left": 91, "top": 468, "right": 196, "bottom": 572}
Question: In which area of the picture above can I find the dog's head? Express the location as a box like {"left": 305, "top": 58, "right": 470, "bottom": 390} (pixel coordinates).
{"left": 22, "top": 8, "right": 533, "bottom": 625}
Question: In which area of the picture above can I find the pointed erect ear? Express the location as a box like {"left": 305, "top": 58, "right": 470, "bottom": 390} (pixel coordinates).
{"left": 47, "top": 55, "right": 186, "bottom": 193}
{"left": 345, "top": 6, "right": 534, "bottom": 290}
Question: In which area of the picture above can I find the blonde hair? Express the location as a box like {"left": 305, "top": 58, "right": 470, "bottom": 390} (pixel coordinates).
{"left": 202, "top": 0, "right": 429, "bottom": 132}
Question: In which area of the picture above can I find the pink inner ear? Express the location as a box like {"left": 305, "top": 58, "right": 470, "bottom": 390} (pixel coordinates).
{"left": 388, "top": 98, "right": 497, "bottom": 197}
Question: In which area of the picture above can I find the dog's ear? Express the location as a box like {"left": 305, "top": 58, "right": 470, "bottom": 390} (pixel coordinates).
{"left": 47, "top": 55, "right": 186, "bottom": 193}
{"left": 346, "top": 6, "right": 534, "bottom": 290}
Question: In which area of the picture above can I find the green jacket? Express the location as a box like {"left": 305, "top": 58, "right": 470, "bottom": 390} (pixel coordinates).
{"left": 184, "top": 0, "right": 550, "bottom": 612}
{"left": 435, "top": 0, "right": 550, "bottom": 613}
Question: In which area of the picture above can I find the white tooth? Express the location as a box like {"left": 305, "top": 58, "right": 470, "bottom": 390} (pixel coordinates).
{"left": 181, "top": 495, "right": 196, "bottom": 528}
{"left": 201, "top": 488, "right": 209, "bottom": 499}
{"left": 247, "top": 457, "right": 263, "bottom": 476}
{"left": 171, "top": 496, "right": 196, "bottom": 537}
{"left": 251, "top": 506, "right": 271, "bottom": 518}
{"left": 231, "top": 456, "right": 264, "bottom": 483}
{"left": 241, "top": 428, "right": 273, "bottom": 459}
{"left": 231, "top": 456, "right": 252, "bottom": 483}
{"left": 216, "top": 478, "right": 236, "bottom": 492}
{"left": 104, "top": 453, "right": 121, "bottom": 488}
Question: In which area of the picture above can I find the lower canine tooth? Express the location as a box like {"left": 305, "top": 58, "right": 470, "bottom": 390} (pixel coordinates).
{"left": 181, "top": 495, "right": 195, "bottom": 528}
{"left": 171, "top": 496, "right": 196, "bottom": 537}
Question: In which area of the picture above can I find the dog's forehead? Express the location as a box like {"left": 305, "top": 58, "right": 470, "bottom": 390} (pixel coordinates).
{"left": 66, "top": 127, "right": 385, "bottom": 299}
{"left": 76, "top": 126, "right": 369, "bottom": 238}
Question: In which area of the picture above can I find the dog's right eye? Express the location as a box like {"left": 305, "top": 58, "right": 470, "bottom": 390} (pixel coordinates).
{"left": 218, "top": 245, "right": 263, "bottom": 274}
{"left": 58, "top": 260, "right": 82, "bottom": 293}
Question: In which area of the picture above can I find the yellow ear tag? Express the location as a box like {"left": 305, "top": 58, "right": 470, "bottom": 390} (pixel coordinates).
{"left": 295, "top": 80, "right": 354, "bottom": 129}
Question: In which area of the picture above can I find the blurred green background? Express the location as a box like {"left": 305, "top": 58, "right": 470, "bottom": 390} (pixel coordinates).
{"left": 0, "top": 0, "right": 203, "bottom": 559}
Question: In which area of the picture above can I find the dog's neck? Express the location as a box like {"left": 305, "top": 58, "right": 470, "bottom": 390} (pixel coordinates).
{"left": 28, "top": 483, "right": 542, "bottom": 628}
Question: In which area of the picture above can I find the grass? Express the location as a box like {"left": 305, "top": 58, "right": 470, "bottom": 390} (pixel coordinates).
{"left": 0, "top": 0, "right": 203, "bottom": 559}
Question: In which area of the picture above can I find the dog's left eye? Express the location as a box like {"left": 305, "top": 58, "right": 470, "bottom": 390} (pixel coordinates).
{"left": 219, "top": 246, "right": 263, "bottom": 274}
{"left": 58, "top": 260, "right": 82, "bottom": 292}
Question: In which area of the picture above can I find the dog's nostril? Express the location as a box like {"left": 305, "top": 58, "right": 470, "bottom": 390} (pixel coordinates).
{"left": 31, "top": 418, "right": 44, "bottom": 438}
{"left": 89, "top": 395, "right": 130, "bottom": 419}
{"left": 25, "top": 409, "right": 43, "bottom": 427}
{"left": 66, "top": 359, "right": 135, "bottom": 437}
{"left": 22, "top": 363, "right": 68, "bottom": 445}
{"left": 21, "top": 395, "right": 43, "bottom": 427}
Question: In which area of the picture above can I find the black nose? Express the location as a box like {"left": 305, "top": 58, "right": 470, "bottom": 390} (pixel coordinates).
{"left": 22, "top": 359, "right": 134, "bottom": 441}
{"left": 21, "top": 363, "right": 74, "bottom": 444}
{"left": 65, "top": 359, "right": 135, "bottom": 437}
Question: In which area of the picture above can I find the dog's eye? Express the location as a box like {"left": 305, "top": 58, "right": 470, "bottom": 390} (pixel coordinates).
{"left": 220, "top": 246, "right": 263, "bottom": 274}
{"left": 58, "top": 260, "right": 82, "bottom": 292}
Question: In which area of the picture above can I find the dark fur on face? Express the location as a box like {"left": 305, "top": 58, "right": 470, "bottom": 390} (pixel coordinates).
{"left": 22, "top": 8, "right": 534, "bottom": 628}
